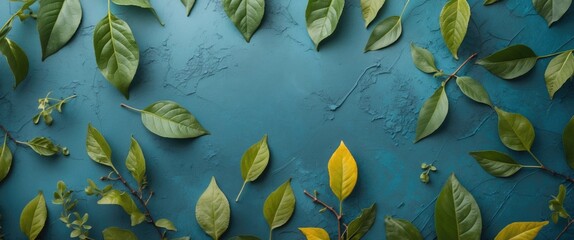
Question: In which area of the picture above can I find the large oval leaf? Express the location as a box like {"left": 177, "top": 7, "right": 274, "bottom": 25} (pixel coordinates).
{"left": 93, "top": 13, "right": 139, "bottom": 98}
{"left": 439, "top": 0, "right": 470, "bottom": 60}
{"left": 495, "top": 108, "right": 535, "bottom": 152}
{"left": 564, "top": 116, "right": 574, "bottom": 170}
{"left": 263, "top": 179, "right": 296, "bottom": 230}
{"left": 532, "top": 0, "right": 572, "bottom": 26}
{"left": 237, "top": 134, "right": 270, "bottom": 201}
{"left": 456, "top": 76, "right": 492, "bottom": 106}
{"left": 0, "top": 37, "right": 29, "bottom": 87}
{"left": 299, "top": 228, "right": 330, "bottom": 240}
{"left": 141, "top": 100, "right": 208, "bottom": 139}
{"left": 328, "top": 141, "right": 358, "bottom": 202}
{"left": 305, "top": 0, "right": 345, "bottom": 49}
{"left": 476, "top": 45, "right": 538, "bottom": 79}
{"left": 494, "top": 221, "right": 548, "bottom": 240}
{"left": 37, "top": 0, "right": 82, "bottom": 60}
{"left": 469, "top": 151, "right": 522, "bottom": 177}
{"left": 361, "top": 0, "right": 385, "bottom": 27}
{"left": 411, "top": 43, "right": 439, "bottom": 74}
{"left": 415, "top": 86, "right": 449, "bottom": 142}
{"left": 384, "top": 216, "right": 423, "bottom": 240}
{"left": 347, "top": 204, "right": 377, "bottom": 240}
{"left": 20, "top": 192, "right": 47, "bottom": 240}
{"left": 98, "top": 189, "right": 146, "bottom": 226}
{"left": 545, "top": 51, "right": 574, "bottom": 99}
{"left": 103, "top": 227, "right": 138, "bottom": 240}
{"left": 196, "top": 177, "right": 230, "bottom": 240}
{"left": 86, "top": 124, "right": 114, "bottom": 168}
{"left": 364, "top": 16, "right": 401, "bottom": 52}
{"left": 223, "top": 0, "right": 265, "bottom": 42}
{"left": 0, "top": 136, "right": 13, "bottom": 182}
{"left": 435, "top": 174, "right": 482, "bottom": 240}
{"left": 125, "top": 137, "right": 146, "bottom": 187}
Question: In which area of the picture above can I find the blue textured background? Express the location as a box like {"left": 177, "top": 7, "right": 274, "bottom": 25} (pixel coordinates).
{"left": 1, "top": 0, "right": 574, "bottom": 239}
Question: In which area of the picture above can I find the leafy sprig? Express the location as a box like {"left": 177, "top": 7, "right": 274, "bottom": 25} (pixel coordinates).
{"left": 33, "top": 92, "right": 76, "bottom": 126}
{"left": 53, "top": 181, "right": 93, "bottom": 240}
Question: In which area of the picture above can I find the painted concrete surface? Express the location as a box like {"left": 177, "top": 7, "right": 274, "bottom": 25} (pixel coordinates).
{"left": 1, "top": 0, "right": 574, "bottom": 239}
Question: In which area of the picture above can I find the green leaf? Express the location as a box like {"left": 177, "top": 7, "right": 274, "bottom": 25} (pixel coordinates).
{"left": 361, "top": 0, "right": 385, "bottom": 27}
{"left": 484, "top": 0, "right": 501, "bottom": 5}
{"left": 495, "top": 107, "right": 535, "bottom": 152}
{"left": 328, "top": 141, "right": 358, "bottom": 201}
{"left": 384, "top": 216, "right": 423, "bottom": 240}
{"left": 86, "top": 124, "right": 114, "bottom": 168}
{"left": 494, "top": 221, "right": 548, "bottom": 240}
{"left": 125, "top": 137, "right": 146, "bottom": 187}
{"left": 299, "top": 228, "right": 330, "bottom": 240}
{"left": 20, "top": 192, "right": 47, "bottom": 240}
{"left": 410, "top": 43, "right": 439, "bottom": 74}
{"left": 112, "top": 0, "right": 164, "bottom": 26}
{"left": 93, "top": 13, "right": 139, "bottom": 98}
{"left": 37, "top": 0, "right": 82, "bottom": 60}
{"left": 97, "top": 190, "right": 146, "bottom": 226}
{"left": 0, "top": 136, "right": 13, "bottom": 182}
{"left": 564, "top": 116, "right": 574, "bottom": 169}
{"left": 237, "top": 134, "right": 270, "bottom": 201}
{"left": 23, "top": 137, "right": 59, "bottom": 156}
{"left": 415, "top": 86, "right": 449, "bottom": 142}
{"left": 102, "top": 227, "right": 138, "bottom": 240}
{"left": 455, "top": 76, "right": 492, "bottom": 106}
{"left": 364, "top": 16, "right": 402, "bottom": 52}
{"left": 0, "top": 38, "right": 29, "bottom": 87}
{"left": 222, "top": 0, "right": 265, "bottom": 42}
{"left": 347, "top": 204, "right": 377, "bottom": 240}
{"left": 0, "top": 21, "right": 12, "bottom": 40}
{"left": 435, "top": 174, "right": 482, "bottom": 240}
{"left": 532, "top": 0, "right": 572, "bottom": 26}
{"left": 305, "top": 0, "right": 345, "bottom": 49}
{"left": 228, "top": 236, "right": 260, "bottom": 240}
{"left": 196, "top": 177, "right": 230, "bottom": 240}
{"left": 181, "top": 0, "right": 195, "bottom": 16}
{"left": 439, "top": 0, "right": 470, "bottom": 59}
{"left": 155, "top": 218, "right": 177, "bottom": 231}
{"left": 476, "top": 45, "right": 538, "bottom": 80}
{"left": 140, "top": 100, "right": 209, "bottom": 139}
{"left": 469, "top": 151, "right": 522, "bottom": 177}
{"left": 549, "top": 185, "right": 570, "bottom": 223}
{"left": 545, "top": 51, "right": 574, "bottom": 99}
{"left": 263, "top": 179, "right": 296, "bottom": 231}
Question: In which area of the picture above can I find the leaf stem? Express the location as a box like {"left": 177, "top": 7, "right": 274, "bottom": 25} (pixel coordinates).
{"left": 538, "top": 49, "right": 574, "bottom": 59}
{"left": 303, "top": 190, "right": 342, "bottom": 240}
{"left": 120, "top": 103, "right": 143, "bottom": 113}
{"left": 0, "top": 125, "right": 21, "bottom": 145}
{"left": 556, "top": 218, "right": 574, "bottom": 240}
{"left": 236, "top": 181, "right": 247, "bottom": 202}
{"left": 527, "top": 150, "right": 544, "bottom": 167}
{"left": 399, "top": 0, "right": 411, "bottom": 18}
{"left": 269, "top": 229, "right": 273, "bottom": 240}
{"left": 444, "top": 53, "right": 478, "bottom": 85}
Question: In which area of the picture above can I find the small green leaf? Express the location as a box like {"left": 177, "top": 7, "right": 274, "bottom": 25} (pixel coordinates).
{"left": 37, "top": 0, "right": 83, "bottom": 60}
{"left": 549, "top": 185, "right": 570, "bottom": 223}
{"left": 494, "top": 221, "right": 548, "bottom": 240}
{"left": 222, "top": 0, "right": 265, "bottom": 42}
{"left": 299, "top": 228, "right": 330, "bottom": 240}
{"left": 0, "top": 136, "right": 13, "bottom": 182}
{"left": 469, "top": 151, "right": 522, "bottom": 177}
{"left": 228, "top": 236, "right": 260, "bottom": 240}
{"left": 86, "top": 124, "right": 114, "bottom": 168}
{"left": 435, "top": 174, "right": 482, "bottom": 240}
{"left": 361, "top": 0, "right": 385, "bottom": 27}
{"left": 181, "top": 0, "right": 195, "bottom": 16}
{"left": 410, "top": 43, "right": 439, "bottom": 74}
{"left": 455, "top": 76, "right": 493, "bottom": 106}
{"left": 23, "top": 137, "right": 59, "bottom": 156}
{"left": 476, "top": 45, "right": 538, "bottom": 79}
{"left": 439, "top": 0, "right": 470, "bottom": 59}
{"left": 112, "top": 0, "right": 163, "bottom": 26}
{"left": 155, "top": 218, "right": 177, "bottom": 231}
{"left": 495, "top": 107, "right": 535, "bottom": 152}
{"left": 305, "top": 0, "right": 345, "bottom": 49}
{"left": 125, "top": 137, "right": 146, "bottom": 187}
{"left": 20, "top": 192, "right": 47, "bottom": 240}
{"left": 484, "top": 0, "right": 501, "bottom": 5}
{"left": 139, "top": 101, "right": 209, "bottom": 139}
{"left": 196, "top": 177, "right": 230, "bottom": 240}
{"left": 564, "top": 116, "right": 574, "bottom": 170}
{"left": 532, "top": 0, "right": 572, "bottom": 26}
{"left": 93, "top": 13, "right": 139, "bottom": 98}
{"left": 237, "top": 134, "right": 270, "bottom": 201}
{"left": 0, "top": 38, "right": 29, "bottom": 87}
{"left": 347, "top": 204, "right": 377, "bottom": 240}
{"left": 545, "top": 51, "right": 574, "bottom": 99}
{"left": 102, "top": 227, "right": 138, "bottom": 240}
{"left": 97, "top": 190, "right": 146, "bottom": 226}
{"left": 365, "top": 16, "right": 402, "bottom": 52}
{"left": 384, "top": 216, "right": 423, "bottom": 240}
{"left": 415, "top": 86, "right": 449, "bottom": 142}
{"left": 263, "top": 179, "right": 296, "bottom": 231}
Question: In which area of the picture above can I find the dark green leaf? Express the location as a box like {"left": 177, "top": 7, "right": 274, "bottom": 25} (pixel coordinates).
{"left": 365, "top": 16, "right": 402, "bottom": 52}
{"left": 361, "top": 0, "right": 385, "bottom": 27}
{"left": 102, "top": 227, "right": 138, "bottom": 240}
{"left": 155, "top": 218, "right": 177, "bottom": 231}
{"left": 347, "top": 204, "right": 377, "bottom": 240}
{"left": 545, "top": 51, "right": 574, "bottom": 99}
{"left": 196, "top": 177, "right": 230, "bottom": 240}
{"left": 37, "top": 0, "right": 83, "bottom": 60}
{"left": 0, "top": 136, "right": 13, "bottom": 182}
{"left": 223, "top": 0, "right": 265, "bottom": 42}
{"left": 384, "top": 216, "right": 423, "bottom": 240}
{"left": 20, "top": 192, "right": 47, "bottom": 240}
{"left": 0, "top": 38, "right": 29, "bottom": 87}
{"left": 140, "top": 100, "right": 208, "bottom": 139}
{"left": 125, "top": 137, "right": 146, "bottom": 187}
{"left": 564, "top": 116, "right": 574, "bottom": 169}
{"left": 98, "top": 190, "right": 145, "bottom": 226}
{"left": 0, "top": 21, "right": 12, "bottom": 40}
{"left": 476, "top": 45, "right": 538, "bottom": 79}
{"left": 305, "top": 0, "right": 345, "bottom": 49}
{"left": 264, "top": 179, "right": 296, "bottom": 231}
{"left": 410, "top": 43, "right": 439, "bottom": 74}
{"left": 24, "top": 137, "right": 59, "bottom": 156}
{"left": 455, "top": 76, "right": 492, "bottom": 106}
{"left": 86, "top": 124, "right": 114, "bottom": 168}
{"left": 439, "top": 0, "right": 470, "bottom": 59}
{"left": 469, "top": 151, "right": 522, "bottom": 177}
{"left": 415, "top": 86, "right": 449, "bottom": 142}
{"left": 495, "top": 107, "right": 535, "bottom": 152}
{"left": 181, "top": 0, "right": 195, "bottom": 16}
{"left": 532, "top": 0, "right": 572, "bottom": 26}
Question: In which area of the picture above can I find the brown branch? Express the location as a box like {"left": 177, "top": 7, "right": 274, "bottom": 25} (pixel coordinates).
{"left": 540, "top": 167, "right": 574, "bottom": 184}
{"left": 0, "top": 125, "right": 20, "bottom": 145}
{"left": 304, "top": 190, "right": 343, "bottom": 240}
{"left": 556, "top": 218, "right": 574, "bottom": 240}
{"left": 444, "top": 53, "right": 479, "bottom": 84}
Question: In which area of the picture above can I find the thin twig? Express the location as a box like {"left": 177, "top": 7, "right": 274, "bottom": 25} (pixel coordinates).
{"left": 0, "top": 125, "right": 19, "bottom": 145}
{"left": 444, "top": 53, "right": 479, "bottom": 84}
{"left": 540, "top": 167, "right": 574, "bottom": 184}
{"left": 304, "top": 190, "right": 343, "bottom": 240}
{"left": 556, "top": 218, "right": 574, "bottom": 240}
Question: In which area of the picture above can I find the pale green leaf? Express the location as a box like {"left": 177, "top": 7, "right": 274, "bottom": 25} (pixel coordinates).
{"left": 86, "top": 124, "right": 114, "bottom": 168}
{"left": 384, "top": 216, "right": 423, "bottom": 240}
{"left": 455, "top": 76, "right": 492, "bottom": 106}
{"left": 545, "top": 51, "right": 574, "bottom": 99}
{"left": 469, "top": 151, "right": 522, "bottom": 177}
{"left": 361, "top": 0, "right": 385, "bottom": 27}
{"left": 181, "top": 0, "right": 195, "bottom": 16}
{"left": 140, "top": 100, "right": 208, "bottom": 139}
{"left": 125, "top": 137, "right": 146, "bottom": 187}
{"left": 328, "top": 141, "right": 358, "bottom": 201}
{"left": 37, "top": 0, "right": 82, "bottom": 60}
{"left": 223, "top": 0, "right": 265, "bottom": 42}
{"left": 494, "top": 221, "right": 548, "bottom": 240}
{"left": 155, "top": 218, "right": 177, "bottom": 231}
{"left": 532, "top": 0, "right": 572, "bottom": 26}
{"left": 410, "top": 43, "right": 439, "bottom": 74}
{"left": 439, "top": 0, "right": 470, "bottom": 59}
{"left": 495, "top": 107, "right": 535, "bottom": 152}
{"left": 476, "top": 45, "right": 538, "bottom": 80}
{"left": 415, "top": 86, "right": 449, "bottom": 142}
{"left": 0, "top": 136, "right": 13, "bottom": 182}
{"left": 347, "top": 204, "right": 377, "bottom": 240}
{"left": 20, "top": 192, "right": 47, "bottom": 240}
{"left": 365, "top": 16, "right": 402, "bottom": 52}
{"left": 564, "top": 116, "right": 574, "bottom": 170}
{"left": 263, "top": 179, "right": 296, "bottom": 231}
{"left": 98, "top": 190, "right": 146, "bottom": 226}
{"left": 305, "top": 0, "right": 345, "bottom": 49}
{"left": 0, "top": 37, "right": 28, "bottom": 87}
{"left": 102, "top": 227, "right": 138, "bottom": 240}
{"left": 196, "top": 177, "right": 230, "bottom": 240}
{"left": 112, "top": 0, "right": 163, "bottom": 25}
{"left": 24, "top": 137, "right": 59, "bottom": 156}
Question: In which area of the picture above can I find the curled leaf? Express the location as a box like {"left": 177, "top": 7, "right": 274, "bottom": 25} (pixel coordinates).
{"left": 328, "top": 141, "right": 358, "bottom": 202}
{"left": 20, "top": 192, "right": 47, "bottom": 240}
{"left": 469, "top": 151, "right": 522, "bottom": 177}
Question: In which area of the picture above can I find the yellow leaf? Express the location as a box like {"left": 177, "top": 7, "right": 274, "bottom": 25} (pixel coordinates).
{"left": 299, "top": 227, "right": 330, "bottom": 240}
{"left": 328, "top": 141, "right": 358, "bottom": 202}
{"left": 494, "top": 221, "right": 549, "bottom": 240}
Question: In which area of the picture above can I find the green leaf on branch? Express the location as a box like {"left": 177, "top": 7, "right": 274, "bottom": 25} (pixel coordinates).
{"left": 415, "top": 86, "right": 449, "bottom": 142}
{"left": 347, "top": 204, "right": 377, "bottom": 240}
{"left": 384, "top": 216, "right": 423, "bottom": 240}
{"left": 494, "top": 221, "right": 548, "bottom": 240}
{"left": 21, "top": 137, "right": 60, "bottom": 156}
{"left": 305, "top": 0, "right": 345, "bottom": 50}
{"left": 222, "top": 0, "right": 265, "bottom": 42}
{"left": 93, "top": 13, "right": 139, "bottom": 98}
{"left": 263, "top": 179, "right": 296, "bottom": 232}
{"left": 125, "top": 137, "right": 146, "bottom": 187}
{"left": 155, "top": 218, "right": 177, "bottom": 231}
{"left": 361, "top": 0, "right": 385, "bottom": 27}
{"left": 86, "top": 124, "right": 114, "bottom": 168}
{"left": 181, "top": 0, "right": 195, "bottom": 16}
{"left": 112, "top": 0, "right": 164, "bottom": 26}
{"left": 20, "top": 192, "right": 47, "bottom": 240}
{"left": 97, "top": 190, "right": 146, "bottom": 226}
{"left": 476, "top": 45, "right": 538, "bottom": 80}
{"left": 455, "top": 76, "right": 492, "bottom": 107}
{"left": 237, "top": 134, "right": 270, "bottom": 202}
{"left": 549, "top": 184, "right": 569, "bottom": 223}
{"left": 299, "top": 228, "right": 330, "bottom": 240}
{"left": 532, "top": 0, "right": 572, "bottom": 27}
{"left": 544, "top": 51, "right": 574, "bottom": 99}
{"left": 410, "top": 43, "right": 439, "bottom": 74}
{"left": 435, "top": 174, "right": 482, "bottom": 240}
{"left": 439, "top": 0, "right": 470, "bottom": 59}
{"left": 102, "top": 227, "right": 138, "bottom": 240}
{"left": 0, "top": 136, "right": 13, "bottom": 182}
{"left": 196, "top": 177, "right": 230, "bottom": 240}
{"left": 564, "top": 116, "right": 574, "bottom": 170}
{"left": 365, "top": 16, "right": 402, "bottom": 52}
{"left": 469, "top": 151, "right": 522, "bottom": 177}
{"left": 37, "top": 0, "right": 83, "bottom": 60}
{"left": 137, "top": 100, "right": 209, "bottom": 139}
{"left": 0, "top": 38, "right": 29, "bottom": 87}
{"left": 494, "top": 107, "right": 535, "bottom": 152}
